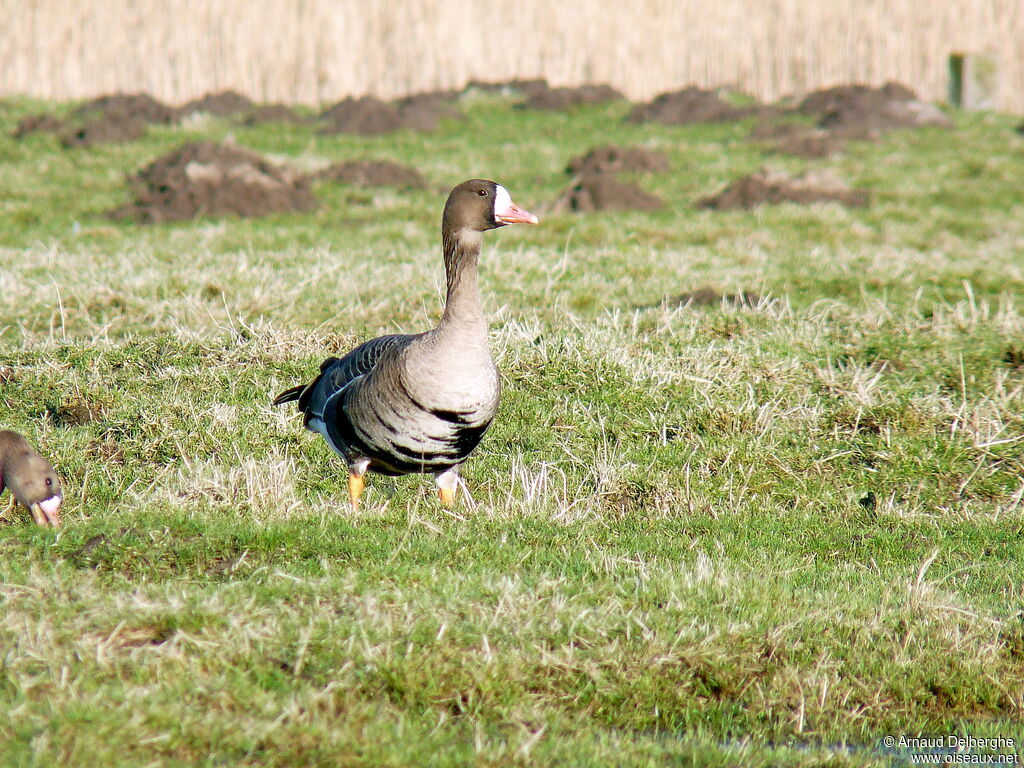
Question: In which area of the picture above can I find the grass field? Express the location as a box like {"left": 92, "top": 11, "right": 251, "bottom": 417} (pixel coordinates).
{"left": 2, "top": 96, "right": 1024, "bottom": 766}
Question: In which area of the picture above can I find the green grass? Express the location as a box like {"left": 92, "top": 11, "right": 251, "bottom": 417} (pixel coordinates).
{"left": 2, "top": 96, "right": 1024, "bottom": 766}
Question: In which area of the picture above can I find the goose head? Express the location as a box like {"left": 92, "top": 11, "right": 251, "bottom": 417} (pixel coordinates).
{"left": 443, "top": 179, "right": 538, "bottom": 234}
{"left": 0, "top": 432, "right": 63, "bottom": 527}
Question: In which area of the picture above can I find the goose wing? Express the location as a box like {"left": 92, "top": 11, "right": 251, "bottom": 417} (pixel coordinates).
{"left": 274, "top": 333, "right": 413, "bottom": 426}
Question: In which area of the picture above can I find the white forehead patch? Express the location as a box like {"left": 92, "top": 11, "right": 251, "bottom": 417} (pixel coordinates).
{"left": 493, "top": 184, "right": 513, "bottom": 218}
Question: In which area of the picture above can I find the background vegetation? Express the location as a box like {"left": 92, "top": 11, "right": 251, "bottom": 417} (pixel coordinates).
{"left": 1, "top": 0, "right": 1023, "bottom": 110}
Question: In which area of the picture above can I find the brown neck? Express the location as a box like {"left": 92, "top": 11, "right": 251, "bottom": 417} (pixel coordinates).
{"left": 439, "top": 227, "right": 486, "bottom": 330}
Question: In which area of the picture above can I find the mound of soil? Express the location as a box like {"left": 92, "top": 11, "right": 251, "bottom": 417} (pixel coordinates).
{"left": 60, "top": 115, "right": 146, "bottom": 147}
{"left": 553, "top": 174, "right": 665, "bottom": 213}
{"left": 392, "top": 92, "right": 463, "bottom": 131}
{"left": 566, "top": 145, "right": 670, "bottom": 176}
{"left": 797, "top": 82, "right": 951, "bottom": 135}
{"left": 109, "top": 141, "right": 317, "bottom": 223}
{"left": 522, "top": 84, "right": 624, "bottom": 111}
{"left": 11, "top": 113, "right": 64, "bottom": 138}
{"left": 639, "top": 287, "right": 763, "bottom": 310}
{"left": 14, "top": 92, "right": 177, "bottom": 141}
{"left": 15, "top": 92, "right": 177, "bottom": 142}
{"left": 180, "top": 90, "right": 255, "bottom": 118}
{"left": 73, "top": 92, "right": 178, "bottom": 125}
{"left": 797, "top": 82, "right": 915, "bottom": 116}
{"left": 319, "top": 97, "right": 402, "bottom": 135}
{"left": 316, "top": 160, "right": 426, "bottom": 189}
{"left": 319, "top": 94, "right": 458, "bottom": 135}
{"left": 397, "top": 90, "right": 460, "bottom": 107}
{"left": 627, "top": 87, "right": 760, "bottom": 125}
{"left": 242, "top": 104, "right": 304, "bottom": 125}
{"left": 748, "top": 122, "right": 847, "bottom": 157}
{"left": 464, "top": 78, "right": 550, "bottom": 98}
{"left": 698, "top": 168, "right": 868, "bottom": 210}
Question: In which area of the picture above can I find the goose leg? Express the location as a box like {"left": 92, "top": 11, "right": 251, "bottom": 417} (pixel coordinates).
{"left": 434, "top": 467, "right": 459, "bottom": 507}
{"left": 347, "top": 474, "right": 365, "bottom": 508}
{"left": 347, "top": 459, "right": 370, "bottom": 509}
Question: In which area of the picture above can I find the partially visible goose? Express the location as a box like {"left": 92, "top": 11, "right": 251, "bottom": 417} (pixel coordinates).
{"left": 275, "top": 179, "right": 538, "bottom": 507}
{"left": 0, "top": 430, "right": 63, "bottom": 526}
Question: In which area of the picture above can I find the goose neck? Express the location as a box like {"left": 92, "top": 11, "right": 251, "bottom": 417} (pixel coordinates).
{"left": 440, "top": 228, "right": 486, "bottom": 330}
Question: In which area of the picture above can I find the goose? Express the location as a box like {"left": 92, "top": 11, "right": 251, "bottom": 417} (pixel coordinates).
{"left": 0, "top": 430, "right": 63, "bottom": 526}
{"left": 275, "top": 179, "right": 538, "bottom": 507}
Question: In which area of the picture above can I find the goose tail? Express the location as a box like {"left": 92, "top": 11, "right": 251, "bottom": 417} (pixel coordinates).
{"left": 273, "top": 385, "right": 305, "bottom": 406}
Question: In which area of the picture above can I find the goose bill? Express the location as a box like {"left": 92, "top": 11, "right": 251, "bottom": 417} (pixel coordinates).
{"left": 30, "top": 494, "right": 62, "bottom": 527}
{"left": 495, "top": 203, "right": 539, "bottom": 226}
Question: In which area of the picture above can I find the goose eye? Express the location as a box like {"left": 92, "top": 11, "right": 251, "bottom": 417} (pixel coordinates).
{"left": 478, "top": 189, "right": 488, "bottom": 197}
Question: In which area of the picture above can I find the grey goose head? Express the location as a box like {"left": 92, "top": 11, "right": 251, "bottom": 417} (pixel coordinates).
{"left": 0, "top": 430, "right": 63, "bottom": 527}
{"left": 442, "top": 179, "right": 539, "bottom": 234}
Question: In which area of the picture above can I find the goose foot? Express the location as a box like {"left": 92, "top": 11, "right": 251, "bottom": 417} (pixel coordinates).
{"left": 434, "top": 467, "right": 459, "bottom": 507}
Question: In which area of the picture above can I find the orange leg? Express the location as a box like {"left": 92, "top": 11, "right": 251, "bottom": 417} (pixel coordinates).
{"left": 347, "top": 473, "right": 366, "bottom": 509}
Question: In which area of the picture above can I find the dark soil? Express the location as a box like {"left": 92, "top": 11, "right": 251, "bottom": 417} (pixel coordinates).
{"left": 638, "top": 287, "right": 763, "bottom": 310}
{"left": 566, "top": 145, "right": 670, "bottom": 176}
{"left": 242, "top": 104, "right": 304, "bottom": 125}
{"left": 774, "top": 133, "right": 847, "bottom": 157}
{"left": 464, "top": 78, "right": 550, "bottom": 98}
{"left": 180, "top": 90, "right": 255, "bottom": 118}
{"left": 399, "top": 89, "right": 460, "bottom": 102}
{"left": 521, "top": 84, "right": 624, "bottom": 110}
{"left": 14, "top": 92, "right": 176, "bottom": 141}
{"left": 11, "top": 113, "right": 64, "bottom": 138}
{"left": 73, "top": 93, "right": 179, "bottom": 125}
{"left": 109, "top": 141, "right": 317, "bottom": 223}
{"left": 393, "top": 92, "right": 462, "bottom": 130}
{"left": 316, "top": 160, "right": 426, "bottom": 189}
{"left": 698, "top": 168, "right": 869, "bottom": 209}
{"left": 1003, "top": 347, "right": 1024, "bottom": 369}
{"left": 797, "top": 82, "right": 951, "bottom": 135}
{"left": 60, "top": 115, "right": 146, "bottom": 147}
{"left": 319, "top": 94, "right": 461, "bottom": 135}
{"left": 48, "top": 397, "right": 105, "bottom": 426}
{"left": 319, "top": 97, "right": 401, "bottom": 134}
{"left": 665, "top": 288, "right": 762, "bottom": 308}
{"left": 797, "top": 82, "right": 915, "bottom": 116}
{"left": 553, "top": 174, "right": 665, "bottom": 213}
{"left": 396, "top": 90, "right": 460, "bottom": 108}
{"left": 627, "top": 87, "right": 762, "bottom": 125}
{"left": 748, "top": 122, "right": 847, "bottom": 157}
{"left": 85, "top": 439, "right": 126, "bottom": 464}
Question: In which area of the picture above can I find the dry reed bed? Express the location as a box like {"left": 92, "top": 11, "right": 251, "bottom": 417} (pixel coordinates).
{"left": 1, "top": 0, "right": 1022, "bottom": 112}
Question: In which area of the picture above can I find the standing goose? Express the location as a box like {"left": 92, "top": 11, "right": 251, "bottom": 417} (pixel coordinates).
{"left": 0, "top": 430, "right": 63, "bottom": 526}
{"left": 275, "top": 179, "right": 538, "bottom": 507}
